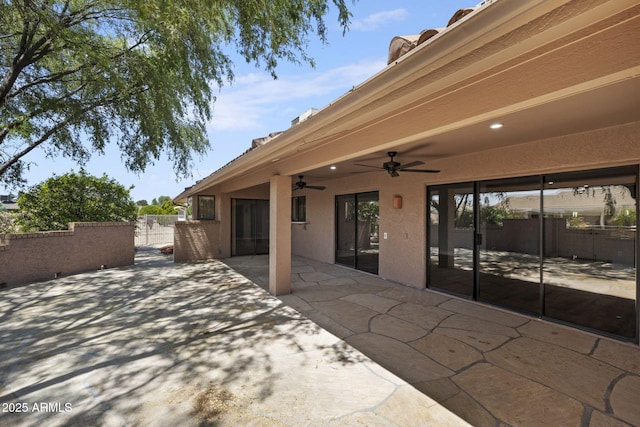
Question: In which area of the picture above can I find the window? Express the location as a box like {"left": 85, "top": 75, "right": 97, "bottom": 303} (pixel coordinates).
{"left": 292, "top": 196, "right": 306, "bottom": 222}
{"left": 197, "top": 195, "right": 215, "bottom": 220}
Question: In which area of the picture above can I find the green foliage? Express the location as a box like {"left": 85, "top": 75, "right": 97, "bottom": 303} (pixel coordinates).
{"left": 15, "top": 170, "right": 137, "bottom": 231}
{"left": 452, "top": 194, "right": 512, "bottom": 228}
{"left": 0, "top": 211, "right": 17, "bottom": 233}
{"left": 157, "top": 196, "right": 171, "bottom": 205}
{"left": 138, "top": 195, "right": 176, "bottom": 215}
{"left": 138, "top": 204, "right": 162, "bottom": 215}
{"left": 136, "top": 199, "right": 149, "bottom": 206}
{"left": 159, "top": 200, "right": 177, "bottom": 214}
{"left": 567, "top": 216, "right": 588, "bottom": 229}
{"left": 0, "top": 0, "right": 353, "bottom": 187}
{"left": 610, "top": 208, "right": 636, "bottom": 227}
{"left": 138, "top": 200, "right": 176, "bottom": 215}
{"left": 480, "top": 205, "right": 509, "bottom": 226}
{"left": 456, "top": 209, "right": 473, "bottom": 228}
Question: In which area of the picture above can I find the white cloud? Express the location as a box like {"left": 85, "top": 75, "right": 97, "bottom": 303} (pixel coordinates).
{"left": 208, "top": 59, "right": 386, "bottom": 132}
{"left": 350, "top": 9, "right": 409, "bottom": 32}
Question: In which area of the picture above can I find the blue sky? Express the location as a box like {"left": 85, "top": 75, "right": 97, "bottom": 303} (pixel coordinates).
{"left": 3, "top": 1, "right": 473, "bottom": 202}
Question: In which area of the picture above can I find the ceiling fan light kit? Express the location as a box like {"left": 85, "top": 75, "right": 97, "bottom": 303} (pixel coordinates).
{"left": 293, "top": 175, "right": 326, "bottom": 191}
{"left": 355, "top": 151, "right": 440, "bottom": 177}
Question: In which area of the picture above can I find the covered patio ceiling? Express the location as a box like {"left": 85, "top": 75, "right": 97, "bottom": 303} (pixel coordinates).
{"left": 301, "top": 76, "right": 640, "bottom": 183}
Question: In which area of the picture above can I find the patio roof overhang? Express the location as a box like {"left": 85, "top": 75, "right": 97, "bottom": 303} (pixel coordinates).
{"left": 175, "top": 0, "right": 640, "bottom": 202}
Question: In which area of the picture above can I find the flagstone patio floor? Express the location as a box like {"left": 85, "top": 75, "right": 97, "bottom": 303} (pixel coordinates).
{"left": 223, "top": 254, "right": 640, "bottom": 427}
{"left": 1, "top": 249, "right": 638, "bottom": 426}
{"left": 0, "top": 248, "right": 467, "bottom": 426}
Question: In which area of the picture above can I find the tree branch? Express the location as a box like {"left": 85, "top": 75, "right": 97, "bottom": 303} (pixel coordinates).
{"left": 0, "top": 84, "right": 148, "bottom": 177}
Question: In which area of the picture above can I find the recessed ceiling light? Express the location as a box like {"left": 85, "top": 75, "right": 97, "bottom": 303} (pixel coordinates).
{"left": 490, "top": 123, "right": 504, "bottom": 129}
{"left": 330, "top": 165, "right": 337, "bottom": 170}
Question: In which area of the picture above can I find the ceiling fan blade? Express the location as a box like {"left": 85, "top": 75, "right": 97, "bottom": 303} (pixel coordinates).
{"left": 292, "top": 186, "right": 300, "bottom": 191}
{"left": 401, "top": 168, "right": 441, "bottom": 173}
{"left": 306, "top": 185, "right": 326, "bottom": 190}
{"left": 355, "top": 163, "right": 384, "bottom": 170}
{"left": 398, "top": 160, "right": 425, "bottom": 170}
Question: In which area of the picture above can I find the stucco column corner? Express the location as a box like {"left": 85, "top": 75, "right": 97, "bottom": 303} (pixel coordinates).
{"left": 269, "top": 175, "right": 292, "bottom": 295}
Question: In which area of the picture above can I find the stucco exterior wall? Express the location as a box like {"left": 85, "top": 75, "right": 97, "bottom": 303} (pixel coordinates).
{"left": 291, "top": 171, "right": 429, "bottom": 287}
{"left": 292, "top": 121, "right": 640, "bottom": 289}
{"left": 174, "top": 221, "right": 223, "bottom": 262}
{"left": 0, "top": 222, "right": 134, "bottom": 287}
{"left": 177, "top": 186, "right": 271, "bottom": 262}
{"left": 291, "top": 184, "right": 335, "bottom": 264}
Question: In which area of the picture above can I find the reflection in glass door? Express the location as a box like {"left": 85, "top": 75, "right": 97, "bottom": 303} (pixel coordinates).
{"left": 428, "top": 183, "right": 474, "bottom": 297}
{"left": 232, "top": 199, "right": 269, "bottom": 256}
{"left": 478, "top": 177, "right": 541, "bottom": 314}
{"left": 543, "top": 168, "right": 637, "bottom": 339}
{"left": 428, "top": 165, "right": 638, "bottom": 341}
{"left": 336, "top": 192, "right": 379, "bottom": 274}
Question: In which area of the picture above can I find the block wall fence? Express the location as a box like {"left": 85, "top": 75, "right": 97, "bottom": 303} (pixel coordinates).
{"left": 173, "top": 220, "right": 224, "bottom": 262}
{"left": 0, "top": 222, "right": 135, "bottom": 287}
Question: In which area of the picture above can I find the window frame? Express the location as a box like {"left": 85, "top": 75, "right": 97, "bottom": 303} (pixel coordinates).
{"left": 197, "top": 195, "right": 215, "bottom": 220}
{"left": 291, "top": 195, "right": 306, "bottom": 222}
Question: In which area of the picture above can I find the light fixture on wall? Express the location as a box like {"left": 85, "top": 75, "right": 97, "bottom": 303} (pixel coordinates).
{"left": 393, "top": 195, "right": 403, "bottom": 209}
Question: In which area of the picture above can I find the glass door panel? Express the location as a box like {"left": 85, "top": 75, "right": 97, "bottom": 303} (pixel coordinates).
{"left": 232, "top": 199, "right": 269, "bottom": 256}
{"left": 478, "top": 177, "right": 541, "bottom": 314}
{"left": 254, "top": 200, "right": 270, "bottom": 254}
{"left": 336, "top": 192, "right": 379, "bottom": 273}
{"left": 356, "top": 192, "right": 379, "bottom": 274}
{"left": 428, "top": 183, "right": 475, "bottom": 297}
{"left": 543, "top": 167, "right": 637, "bottom": 338}
{"left": 336, "top": 194, "right": 356, "bottom": 268}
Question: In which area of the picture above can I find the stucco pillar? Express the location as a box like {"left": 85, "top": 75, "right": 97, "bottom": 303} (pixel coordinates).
{"left": 269, "top": 175, "right": 292, "bottom": 295}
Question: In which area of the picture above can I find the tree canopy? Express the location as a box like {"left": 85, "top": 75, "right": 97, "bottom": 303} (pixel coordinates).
{"left": 0, "top": 0, "right": 353, "bottom": 187}
{"left": 16, "top": 170, "right": 137, "bottom": 231}
{"left": 138, "top": 198, "right": 177, "bottom": 215}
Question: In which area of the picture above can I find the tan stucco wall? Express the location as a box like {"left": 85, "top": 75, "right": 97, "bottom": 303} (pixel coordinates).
{"left": 174, "top": 185, "right": 271, "bottom": 262}
{"left": 174, "top": 220, "right": 224, "bottom": 261}
{"left": 291, "top": 171, "right": 430, "bottom": 287}
{"left": 0, "top": 222, "right": 134, "bottom": 287}
{"left": 178, "top": 122, "right": 638, "bottom": 289}
{"left": 292, "top": 121, "right": 640, "bottom": 289}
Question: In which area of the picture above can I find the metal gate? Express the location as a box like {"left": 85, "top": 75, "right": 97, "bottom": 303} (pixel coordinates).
{"left": 135, "top": 215, "right": 178, "bottom": 246}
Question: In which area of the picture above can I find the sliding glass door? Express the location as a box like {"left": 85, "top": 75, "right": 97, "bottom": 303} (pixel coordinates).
{"left": 231, "top": 199, "right": 269, "bottom": 256}
{"left": 336, "top": 192, "right": 379, "bottom": 274}
{"left": 428, "top": 183, "right": 475, "bottom": 297}
{"left": 478, "top": 176, "right": 541, "bottom": 314}
{"left": 428, "top": 165, "right": 638, "bottom": 341}
{"left": 542, "top": 168, "right": 637, "bottom": 338}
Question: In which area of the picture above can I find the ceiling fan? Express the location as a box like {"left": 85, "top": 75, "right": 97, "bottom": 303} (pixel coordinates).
{"left": 293, "top": 175, "right": 326, "bottom": 191}
{"left": 355, "top": 151, "right": 440, "bottom": 177}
